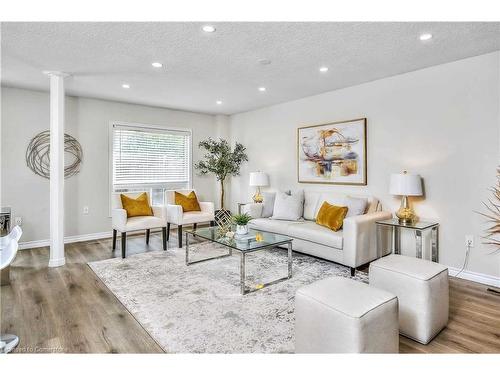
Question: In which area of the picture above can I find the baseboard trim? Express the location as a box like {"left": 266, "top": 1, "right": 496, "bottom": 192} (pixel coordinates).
{"left": 448, "top": 266, "right": 500, "bottom": 288}
{"left": 19, "top": 231, "right": 111, "bottom": 250}
{"left": 18, "top": 228, "right": 169, "bottom": 250}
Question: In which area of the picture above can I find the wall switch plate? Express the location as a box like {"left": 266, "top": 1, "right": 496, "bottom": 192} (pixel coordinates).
{"left": 83, "top": 206, "right": 89, "bottom": 215}
{"left": 465, "top": 235, "right": 474, "bottom": 247}
{"left": 14, "top": 217, "right": 22, "bottom": 226}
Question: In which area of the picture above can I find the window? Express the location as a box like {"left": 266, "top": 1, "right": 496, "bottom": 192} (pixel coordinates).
{"left": 111, "top": 123, "right": 191, "bottom": 205}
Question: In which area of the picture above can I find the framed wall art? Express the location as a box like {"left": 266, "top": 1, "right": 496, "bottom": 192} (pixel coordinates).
{"left": 297, "top": 118, "right": 367, "bottom": 185}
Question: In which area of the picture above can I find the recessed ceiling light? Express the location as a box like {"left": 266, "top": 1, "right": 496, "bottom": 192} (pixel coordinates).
{"left": 122, "top": 83, "right": 130, "bottom": 89}
{"left": 258, "top": 87, "right": 266, "bottom": 92}
{"left": 216, "top": 100, "right": 223, "bottom": 105}
{"left": 202, "top": 25, "right": 216, "bottom": 33}
{"left": 419, "top": 33, "right": 433, "bottom": 41}
{"left": 319, "top": 66, "right": 329, "bottom": 73}
{"left": 152, "top": 62, "right": 163, "bottom": 68}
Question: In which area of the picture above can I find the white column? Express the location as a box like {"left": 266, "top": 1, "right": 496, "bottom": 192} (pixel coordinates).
{"left": 45, "top": 71, "right": 68, "bottom": 268}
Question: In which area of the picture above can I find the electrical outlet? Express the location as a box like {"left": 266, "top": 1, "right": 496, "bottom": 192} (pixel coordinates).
{"left": 465, "top": 235, "right": 474, "bottom": 247}
{"left": 14, "top": 217, "right": 22, "bottom": 226}
{"left": 83, "top": 206, "right": 89, "bottom": 215}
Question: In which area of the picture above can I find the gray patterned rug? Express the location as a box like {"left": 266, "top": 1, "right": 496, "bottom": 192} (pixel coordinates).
{"left": 88, "top": 240, "right": 368, "bottom": 353}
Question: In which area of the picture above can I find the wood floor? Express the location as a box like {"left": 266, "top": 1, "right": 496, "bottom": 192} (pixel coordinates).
{"left": 1, "top": 232, "right": 499, "bottom": 353}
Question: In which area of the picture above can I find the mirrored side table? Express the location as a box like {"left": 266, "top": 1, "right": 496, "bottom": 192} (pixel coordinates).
{"left": 376, "top": 219, "right": 439, "bottom": 262}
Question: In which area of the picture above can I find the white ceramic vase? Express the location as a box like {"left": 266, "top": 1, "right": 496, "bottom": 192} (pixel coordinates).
{"left": 236, "top": 224, "right": 249, "bottom": 235}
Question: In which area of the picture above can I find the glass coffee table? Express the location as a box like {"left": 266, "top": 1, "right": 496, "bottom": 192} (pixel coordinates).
{"left": 185, "top": 227, "right": 293, "bottom": 295}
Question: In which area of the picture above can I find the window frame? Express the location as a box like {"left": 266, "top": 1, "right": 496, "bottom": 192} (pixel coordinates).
{"left": 108, "top": 121, "right": 193, "bottom": 214}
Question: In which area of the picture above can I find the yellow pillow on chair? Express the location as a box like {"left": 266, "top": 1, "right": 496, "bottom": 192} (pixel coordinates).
{"left": 120, "top": 192, "right": 153, "bottom": 218}
{"left": 315, "top": 201, "right": 348, "bottom": 231}
{"left": 174, "top": 191, "right": 201, "bottom": 212}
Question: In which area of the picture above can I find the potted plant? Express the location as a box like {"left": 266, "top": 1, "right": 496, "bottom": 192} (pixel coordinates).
{"left": 194, "top": 138, "right": 248, "bottom": 211}
{"left": 232, "top": 213, "right": 252, "bottom": 235}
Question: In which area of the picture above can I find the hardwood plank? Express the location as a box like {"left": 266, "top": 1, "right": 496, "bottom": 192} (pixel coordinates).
{"left": 1, "top": 233, "right": 499, "bottom": 353}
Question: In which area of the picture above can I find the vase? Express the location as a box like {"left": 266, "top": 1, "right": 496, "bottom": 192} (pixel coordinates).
{"left": 236, "top": 224, "right": 248, "bottom": 235}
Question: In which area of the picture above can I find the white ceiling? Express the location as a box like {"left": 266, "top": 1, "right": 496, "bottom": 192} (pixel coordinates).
{"left": 2, "top": 22, "right": 499, "bottom": 115}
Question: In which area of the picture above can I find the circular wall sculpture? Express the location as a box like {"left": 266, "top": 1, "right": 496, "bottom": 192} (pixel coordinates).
{"left": 26, "top": 130, "right": 83, "bottom": 179}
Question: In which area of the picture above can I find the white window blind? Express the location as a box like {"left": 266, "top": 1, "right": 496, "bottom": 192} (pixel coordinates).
{"left": 112, "top": 124, "right": 191, "bottom": 190}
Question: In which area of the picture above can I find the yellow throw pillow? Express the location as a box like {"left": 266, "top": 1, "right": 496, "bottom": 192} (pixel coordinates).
{"left": 175, "top": 191, "right": 201, "bottom": 212}
{"left": 315, "top": 201, "right": 348, "bottom": 231}
{"left": 120, "top": 192, "right": 153, "bottom": 218}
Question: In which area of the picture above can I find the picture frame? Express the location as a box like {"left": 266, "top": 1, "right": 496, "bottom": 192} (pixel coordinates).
{"left": 297, "top": 118, "right": 367, "bottom": 185}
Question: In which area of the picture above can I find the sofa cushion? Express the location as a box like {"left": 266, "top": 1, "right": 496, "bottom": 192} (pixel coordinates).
{"left": 288, "top": 221, "right": 343, "bottom": 249}
{"left": 261, "top": 192, "right": 276, "bottom": 218}
{"left": 345, "top": 196, "right": 368, "bottom": 217}
{"left": 248, "top": 218, "right": 297, "bottom": 234}
{"left": 271, "top": 190, "right": 304, "bottom": 220}
{"left": 315, "top": 202, "right": 348, "bottom": 231}
{"left": 303, "top": 191, "right": 321, "bottom": 221}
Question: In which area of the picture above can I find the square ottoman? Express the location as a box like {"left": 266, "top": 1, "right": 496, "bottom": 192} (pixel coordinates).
{"left": 369, "top": 254, "right": 449, "bottom": 344}
{"left": 295, "top": 277, "right": 399, "bottom": 353}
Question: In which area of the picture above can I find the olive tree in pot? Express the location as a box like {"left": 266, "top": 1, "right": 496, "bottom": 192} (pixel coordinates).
{"left": 194, "top": 138, "right": 248, "bottom": 212}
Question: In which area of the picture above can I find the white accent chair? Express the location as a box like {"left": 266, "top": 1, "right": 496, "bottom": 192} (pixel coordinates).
{"left": 165, "top": 189, "right": 215, "bottom": 248}
{"left": 0, "top": 225, "right": 22, "bottom": 353}
{"left": 111, "top": 192, "right": 168, "bottom": 258}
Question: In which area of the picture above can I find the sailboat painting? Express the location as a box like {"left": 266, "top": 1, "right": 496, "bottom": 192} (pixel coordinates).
{"left": 297, "top": 118, "right": 367, "bottom": 185}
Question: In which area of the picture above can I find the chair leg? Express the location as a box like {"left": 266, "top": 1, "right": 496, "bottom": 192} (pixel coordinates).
{"left": 350, "top": 267, "right": 356, "bottom": 277}
{"left": 167, "top": 223, "right": 171, "bottom": 241}
{"left": 146, "top": 229, "right": 150, "bottom": 245}
{"left": 121, "top": 232, "right": 127, "bottom": 259}
{"left": 112, "top": 229, "right": 117, "bottom": 250}
{"left": 162, "top": 227, "right": 167, "bottom": 251}
{"left": 193, "top": 223, "right": 197, "bottom": 231}
{"left": 178, "top": 225, "right": 183, "bottom": 248}
{"left": 210, "top": 221, "right": 215, "bottom": 227}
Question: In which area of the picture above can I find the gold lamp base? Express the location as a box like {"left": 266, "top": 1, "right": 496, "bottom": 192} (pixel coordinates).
{"left": 252, "top": 188, "right": 263, "bottom": 203}
{"left": 395, "top": 195, "right": 417, "bottom": 224}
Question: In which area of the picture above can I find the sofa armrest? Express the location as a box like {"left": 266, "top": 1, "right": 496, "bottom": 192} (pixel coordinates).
{"left": 199, "top": 201, "right": 215, "bottom": 215}
{"left": 342, "top": 211, "right": 392, "bottom": 268}
{"left": 241, "top": 203, "right": 263, "bottom": 218}
{"left": 166, "top": 204, "right": 183, "bottom": 224}
{"left": 112, "top": 208, "right": 128, "bottom": 232}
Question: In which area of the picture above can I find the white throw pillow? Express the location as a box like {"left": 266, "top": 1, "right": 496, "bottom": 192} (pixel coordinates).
{"left": 344, "top": 196, "right": 368, "bottom": 217}
{"left": 271, "top": 190, "right": 304, "bottom": 220}
{"left": 261, "top": 192, "right": 276, "bottom": 218}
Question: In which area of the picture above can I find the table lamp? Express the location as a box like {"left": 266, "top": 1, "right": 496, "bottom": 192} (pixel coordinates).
{"left": 389, "top": 171, "right": 423, "bottom": 224}
{"left": 249, "top": 172, "right": 269, "bottom": 203}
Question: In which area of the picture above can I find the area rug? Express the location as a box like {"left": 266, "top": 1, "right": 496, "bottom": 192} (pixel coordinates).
{"left": 88, "top": 240, "right": 368, "bottom": 353}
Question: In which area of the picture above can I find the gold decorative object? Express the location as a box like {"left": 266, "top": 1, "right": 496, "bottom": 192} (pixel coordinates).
{"left": 390, "top": 171, "right": 423, "bottom": 224}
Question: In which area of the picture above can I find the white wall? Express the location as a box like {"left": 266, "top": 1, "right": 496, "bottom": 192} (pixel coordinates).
{"left": 1, "top": 87, "right": 219, "bottom": 242}
{"left": 229, "top": 52, "right": 500, "bottom": 278}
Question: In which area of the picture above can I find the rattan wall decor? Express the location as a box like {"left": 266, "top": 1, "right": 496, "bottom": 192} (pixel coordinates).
{"left": 25, "top": 130, "right": 83, "bottom": 179}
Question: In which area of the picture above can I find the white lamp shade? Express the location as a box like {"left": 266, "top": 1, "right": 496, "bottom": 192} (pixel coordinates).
{"left": 389, "top": 173, "right": 423, "bottom": 196}
{"left": 249, "top": 172, "right": 269, "bottom": 187}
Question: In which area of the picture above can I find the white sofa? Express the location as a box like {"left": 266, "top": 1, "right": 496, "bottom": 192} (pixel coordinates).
{"left": 242, "top": 191, "right": 392, "bottom": 275}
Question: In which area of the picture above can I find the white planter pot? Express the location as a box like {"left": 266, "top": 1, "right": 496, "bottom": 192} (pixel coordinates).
{"left": 236, "top": 224, "right": 249, "bottom": 235}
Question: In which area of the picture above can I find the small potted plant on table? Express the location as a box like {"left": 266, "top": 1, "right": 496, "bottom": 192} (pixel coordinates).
{"left": 232, "top": 213, "right": 252, "bottom": 235}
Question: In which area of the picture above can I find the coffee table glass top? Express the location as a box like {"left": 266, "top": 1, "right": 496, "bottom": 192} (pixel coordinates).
{"left": 185, "top": 226, "right": 292, "bottom": 252}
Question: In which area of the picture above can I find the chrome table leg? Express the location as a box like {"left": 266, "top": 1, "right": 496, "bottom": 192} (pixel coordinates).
{"left": 416, "top": 230, "right": 423, "bottom": 258}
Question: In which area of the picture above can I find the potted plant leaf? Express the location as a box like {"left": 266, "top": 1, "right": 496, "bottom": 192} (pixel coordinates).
{"left": 232, "top": 213, "right": 252, "bottom": 235}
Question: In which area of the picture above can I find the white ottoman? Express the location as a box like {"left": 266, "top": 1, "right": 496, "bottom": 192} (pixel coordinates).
{"left": 369, "top": 254, "right": 449, "bottom": 344}
{"left": 295, "top": 277, "right": 399, "bottom": 353}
